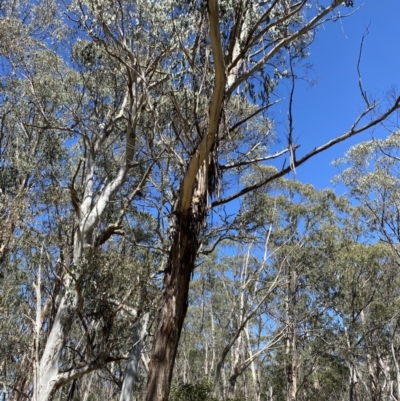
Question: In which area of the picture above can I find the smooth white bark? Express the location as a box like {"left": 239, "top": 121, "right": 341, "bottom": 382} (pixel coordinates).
{"left": 390, "top": 333, "right": 400, "bottom": 401}
{"left": 34, "top": 295, "right": 76, "bottom": 401}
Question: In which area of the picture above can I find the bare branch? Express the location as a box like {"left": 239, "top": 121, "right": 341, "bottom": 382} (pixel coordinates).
{"left": 219, "top": 146, "right": 297, "bottom": 171}
{"left": 228, "top": 99, "right": 281, "bottom": 134}
{"left": 213, "top": 96, "right": 400, "bottom": 208}
{"left": 227, "top": 0, "right": 343, "bottom": 98}
{"left": 357, "top": 25, "right": 371, "bottom": 107}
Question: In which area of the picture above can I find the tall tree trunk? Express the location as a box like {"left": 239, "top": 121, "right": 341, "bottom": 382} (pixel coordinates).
{"left": 391, "top": 339, "right": 400, "bottom": 401}
{"left": 228, "top": 332, "right": 243, "bottom": 398}
{"left": 360, "top": 310, "right": 380, "bottom": 401}
{"left": 245, "top": 327, "right": 261, "bottom": 401}
{"left": 34, "top": 291, "right": 77, "bottom": 401}
{"left": 142, "top": 1, "right": 225, "bottom": 399}
{"left": 349, "top": 365, "right": 360, "bottom": 401}
{"left": 142, "top": 205, "right": 205, "bottom": 401}
{"left": 285, "top": 267, "right": 297, "bottom": 401}
{"left": 34, "top": 209, "right": 87, "bottom": 401}
{"left": 209, "top": 303, "right": 216, "bottom": 375}
{"left": 120, "top": 313, "right": 149, "bottom": 401}
{"left": 33, "top": 105, "right": 142, "bottom": 399}
{"left": 228, "top": 257, "right": 247, "bottom": 399}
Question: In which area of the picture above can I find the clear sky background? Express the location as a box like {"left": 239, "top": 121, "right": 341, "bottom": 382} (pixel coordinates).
{"left": 272, "top": 1, "right": 400, "bottom": 193}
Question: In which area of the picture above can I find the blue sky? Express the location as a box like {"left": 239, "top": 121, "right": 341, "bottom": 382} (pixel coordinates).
{"left": 272, "top": 1, "right": 400, "bottom": 192}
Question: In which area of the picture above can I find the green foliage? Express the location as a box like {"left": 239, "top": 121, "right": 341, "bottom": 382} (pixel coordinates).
{"left": 170, "top": 380, "right": 218, "bottom": 401}
{"left": 0, "top": 0, "right": 398, "bottom": 400}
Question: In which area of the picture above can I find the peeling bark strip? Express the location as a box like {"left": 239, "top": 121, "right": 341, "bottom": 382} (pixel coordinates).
{"left": 179, "top": 0, "right": 226, "bottom": 213}
{"left": 143, "top": 2, "right": 226, "bottom": 401}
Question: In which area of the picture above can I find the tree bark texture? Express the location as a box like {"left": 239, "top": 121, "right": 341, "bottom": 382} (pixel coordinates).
{"left": 120, "top": 313, "right": 149, "bottom": 401}
{"left": 143, "top": 1, "right": 225, "bottom": 399}
{"left": 349, "top": 365, "right": 360, "bottom": 401}
{"left": 34, "top": 293, "right": 76, "bottom": 401}
{"left": 143, "top": 203, "right": 206, "bottom": 401}
{"left": 286, "top": 270, "right": 297, "bottom": 401}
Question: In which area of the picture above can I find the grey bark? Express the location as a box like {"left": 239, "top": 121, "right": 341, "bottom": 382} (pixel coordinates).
{"left": 285, "top": 270, "right": 297, "bottom": 401}
{"left": 119, "top": 313, "right": 149, "bottom": 401}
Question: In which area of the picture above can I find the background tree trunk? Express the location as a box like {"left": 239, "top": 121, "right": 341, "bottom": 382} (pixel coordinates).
{"left": 286, "top": 270, "right": 297, "bottom": 401}
{"left": 120, "top": 313, "right": 149, "bottom": 401}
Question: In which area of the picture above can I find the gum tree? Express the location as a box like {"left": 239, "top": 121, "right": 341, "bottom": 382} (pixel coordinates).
{"left": 141, "top": 1, "right": 400, "bottom": 400}
{"left": 1, "top": 1, "right": 400, "bottom": 400}
{"left": 334, "top": 132, "right": 400, "bottom": 400}
{"left": 1, "top": 1, "right": 166, "bottom": 399}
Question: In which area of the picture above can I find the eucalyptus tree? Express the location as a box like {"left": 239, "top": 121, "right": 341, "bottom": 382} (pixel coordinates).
{"left": 220, "top": 182, "right": 400, "bottom": 401}
{"left": 1, "top": 1, "right": 165, "bottom": 399}
{"left": 333, "top": 131, "right": 400, "bottom": 252}
{"left": 139, "top": 1, "right": 400, "bottom": 399}
{"left": 173, "top": 179, "right": 354, "bottom": 401}
{"left": 246, "top": 180, "right": 352, "bottom": 401}
{"left": 333, "top": 132, "right": 400, "bottom": 400}
{"left": 1, "top": 0, "right": 400, "bottom": 400}
{"left": 316, "top": 236, "right": 400, "bottom": 401}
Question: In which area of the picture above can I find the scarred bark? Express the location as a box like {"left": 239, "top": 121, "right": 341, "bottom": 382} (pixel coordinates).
{"left": 143, "top": 197, "right": 206, "bottom": 401}
{"left": 144, "top": 164, "right": 209, "bottom": 401}
{"left": 143, "top": 1, "right": 226, "bottom": 399}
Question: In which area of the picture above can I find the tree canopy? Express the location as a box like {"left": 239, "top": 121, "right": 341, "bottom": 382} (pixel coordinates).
{"left": 1, "top": 1, "right": 400, "bottom": 401}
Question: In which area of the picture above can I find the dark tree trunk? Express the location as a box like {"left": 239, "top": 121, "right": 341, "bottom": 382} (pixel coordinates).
{"left": 143, "top": 3, "right": 225, "bottom": 399}
{"left": 143, "top": 205, "right": 205, "bottom": 401}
